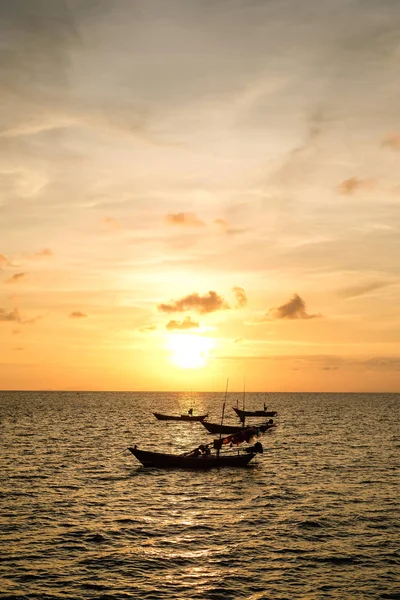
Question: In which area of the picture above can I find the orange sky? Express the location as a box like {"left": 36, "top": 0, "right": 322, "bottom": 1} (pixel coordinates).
{"left": 1, "top": 0, "right": 399, "bottom": 392}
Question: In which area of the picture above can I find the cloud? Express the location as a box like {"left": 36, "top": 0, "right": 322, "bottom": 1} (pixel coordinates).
{"left": 139, "top": 324, "right": 157, "bottom": 332}
{"left": 165, "top": 212, "right": 205, "bottom": 227}
{"left": 103, "top": 217, "right": 122, "bottom": 231}
{"left": 166, "top": 316, "right": 200, "bottom": 331}
{"left": 382, "top": 133, "right": 400, "bottom": 151}
{"left": 268, "top": 294, "right": 320, "bottom": 320}
{"left": 0, "top": 308, "right": 21, "bottom": 322}
{"left": 5, "top": 272, "right": 27, "bottom": 283}
{"left": 23, "top": 315, "right": 44, "bottom": 325}
{"left": 0, "top": 0, "right": 80, "bottom": 141}
{"left": 267, "top": 109, "right": 326, "bottom": 187}
{"left": 213, "top": 218, "right": 247, "bottom": 236}
{"left": 158, "top": 290, "right": 229, "bottom": 314}
{"left": 21, "top": 248, "right": 54, "bottom": 260}
{"left": 0, "top": 116, "right": 76, "bottom": 139}
{"left": 33, "top": 248, "right": 53, "bottom": 258}
{"left": 1, "top": 249, "right": 52, "bottom": 269}
{"left": 214, "top": 218, "right": 229, "bottom": 228}
{"left": 0, "top": 0, "right": 176, "bottom": 152}
{"left": 0, "top": 307, "right": 43, "bottom": 325}
{"left": 233, "top": 286, "right": 247, "bottom": 308}
{"left": 339, "top": 281, "right": 392, "bottom": 299}
{"left": 69, "top": 311, "right": 87, "bottom": 318}
{"left": 214, "top": 353, "right": 400, "bottom": 373}
{"left": 338, "top": 177, "right": 375, "bottom": 195}
{"left": 0, "top": 254, "right": 10, "bottom": 268}
{"left": 164, "top": 214, "right": 245, "bottom": 236}
{"left": 362, "top": 357, "right": 400, "bottom": 371}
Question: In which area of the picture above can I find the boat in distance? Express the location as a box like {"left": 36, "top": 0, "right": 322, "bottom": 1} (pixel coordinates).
{"left": 127, "top": 446, "right": 258, "bottom": 469}
{"left": 233, "top": 407, "right": 277, "bottom": 419}
{"left": 201, "top": 419, "right": 276, "bottom": 435}
{"left": 153, "top": 412, "right": 208, "bottom": 422}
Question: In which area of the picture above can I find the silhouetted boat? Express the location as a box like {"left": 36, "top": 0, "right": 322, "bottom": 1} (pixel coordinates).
{"left": 201, "top": 421, "right": 248, "bottom": 434}
{"left": 134, "top": 387, "right": 265, "bottom": 469}
{"left": 153, "top": 412, "right": 208, "bottom": 422}
{"left": 127, "top": 445, "right": 261, "bottom": 469}
{"left": 233, "top": 407, "right": 277, "bottom": 419}
{"left": 201, "top": 419, "right": 276, "bottom": 435}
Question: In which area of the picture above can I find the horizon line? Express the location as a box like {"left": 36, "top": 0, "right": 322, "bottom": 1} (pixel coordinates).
{"left": 0, "top": 389, "right": 399, "bottom": 394}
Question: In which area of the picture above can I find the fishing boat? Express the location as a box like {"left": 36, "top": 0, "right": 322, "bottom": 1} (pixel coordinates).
{"left": 233, "top": 407, "right": 277, "bottom": 419}
{"left": 201, "top": 419, "right": 276, "bottom": 435}
{"left": 133, "top": 382, "right": 265, "bottom": 469}
{"left": 153, "top": 412, "right": 208, "bottom": 422}
{"left": 201, "top": 421, "right": 249, "bottom": 434}
{"left": 127, "top": 445, "right": 259, "bottom": 469}
{"left": 232, "top": 383, "right": 278, "bottom": 421}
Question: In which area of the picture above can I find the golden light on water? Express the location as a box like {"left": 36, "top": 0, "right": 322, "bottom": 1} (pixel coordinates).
{"left": 167, "top": 334, "right": 215, "bottom": 369}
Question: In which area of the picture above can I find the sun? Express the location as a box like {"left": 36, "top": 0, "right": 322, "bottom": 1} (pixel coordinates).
{"left": 167, "top": 334, "right": 215, "bottom": 369}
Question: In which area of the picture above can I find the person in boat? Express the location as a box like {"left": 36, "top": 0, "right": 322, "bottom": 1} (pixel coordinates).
{"left": 263, "top": 402, "right": 267, "bottom": 411}
{"left": 199, "top": 444, "right": 210, "bottom": 456}
{"left": 188, "top": 408, "right": 193, "bottom": 416}
{"left": 190, "top": 446, "right": 201, "bottom": 457}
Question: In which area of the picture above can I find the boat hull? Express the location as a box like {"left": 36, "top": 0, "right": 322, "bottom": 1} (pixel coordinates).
{"left": 153, "top": 412, "right": 208, "bottom": 422}
{"left": 201, "top": 420, "right": 275, "bottom": 434}
{"left": 233, "top": 407, "right": 277, "bottom": 419}
{"left": 128, "top": 447, "right": 255, "bottom": 469}
{"left": 202, "top": 421, "right": 253, "bottom": 434}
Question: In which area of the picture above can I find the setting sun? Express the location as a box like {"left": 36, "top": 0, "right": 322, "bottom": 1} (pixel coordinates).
{"left": 167, "top": 334, "right": 215, "bottom": 369}
{"left": 1, "top": 0, "right": 400, "bottom": 393}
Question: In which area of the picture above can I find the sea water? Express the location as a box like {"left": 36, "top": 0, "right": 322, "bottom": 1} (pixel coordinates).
{"left": 1, "top": 391, "right": 399, "bottom": 599}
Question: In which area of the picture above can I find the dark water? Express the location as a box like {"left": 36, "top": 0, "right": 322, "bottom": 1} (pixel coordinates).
{"left": 1, "top": 391, "right": 399, "bottom": 599}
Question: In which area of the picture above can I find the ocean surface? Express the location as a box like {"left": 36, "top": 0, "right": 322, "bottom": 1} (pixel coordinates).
{"left": 0, "top": 391, "right": 399, "bottom": 600}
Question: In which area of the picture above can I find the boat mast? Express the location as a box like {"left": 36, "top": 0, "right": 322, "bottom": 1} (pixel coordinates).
{"left": 241, "top": 378, "right": 246, "bottom": 426}
{"left": 217, "top": 378, "right": 229, "bottom": 457}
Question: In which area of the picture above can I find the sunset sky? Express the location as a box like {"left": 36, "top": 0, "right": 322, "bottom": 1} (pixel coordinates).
{"left": 1, "top": 0, "right": 399, "bottom": 392}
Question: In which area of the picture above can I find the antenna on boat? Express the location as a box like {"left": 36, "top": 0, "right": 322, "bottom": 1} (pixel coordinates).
{"left": 241, "top": 377, "right": 246, "bottom": 426}
{"left": 216, "top": 378, "right": 229, "bottom": 457}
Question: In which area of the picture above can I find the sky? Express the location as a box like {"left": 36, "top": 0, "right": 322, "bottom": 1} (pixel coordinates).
{"left": 1, "top": 0, "right": 400, "bottom": 392}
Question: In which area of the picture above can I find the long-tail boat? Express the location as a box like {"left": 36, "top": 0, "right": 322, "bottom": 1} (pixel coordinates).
{"left": 127, "top": 445, "right": 260, "bottom": 469}
{"left": 233, "top": 407, "right": 277, "bottom": 419}
{"left": 129, "top": 403, "right": 265, "bottom": 469}
{"left": 201, "top": 419, "right": 276, "bottom": 435}
{"left": 153, "top": 412, "right": 208, "bottom": 422}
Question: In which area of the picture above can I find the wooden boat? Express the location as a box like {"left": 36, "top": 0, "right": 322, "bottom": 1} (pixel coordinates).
{"left": 128, "top": 446, "right": 262, "bottom": 469}
{"left": 153, "top": 412, "right": 208, "bottom": 422}
{"left": 132, "top": 387, "right": 265, "bottom": 469}
{"left": 201, "top": 419, "right": 276, "bottom": 435}
{"left": 233, "top": 407, "right": 277, "bottom": 419}
{"left": 127, "top": 446, "right": 257, "bottom": 469}
{"left": 201, "top": 420, "right": 249, "bottom": 434}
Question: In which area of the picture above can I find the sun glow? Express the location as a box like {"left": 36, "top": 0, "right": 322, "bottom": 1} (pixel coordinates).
{"left": 168, "top": 334, "right": 215, "bottom": 369}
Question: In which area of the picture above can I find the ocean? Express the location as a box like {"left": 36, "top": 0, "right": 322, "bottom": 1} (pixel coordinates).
{"left": 1, "top": 391, "right": 399, "bottom": 599}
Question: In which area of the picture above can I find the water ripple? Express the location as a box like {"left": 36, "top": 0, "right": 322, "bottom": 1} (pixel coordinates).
{"left": 1, "top": 391, "right": 399, "bottom": 599}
